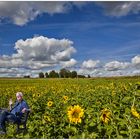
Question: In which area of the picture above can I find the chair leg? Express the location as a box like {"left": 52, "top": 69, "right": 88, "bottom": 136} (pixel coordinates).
{"left": 24, "top": 123, "right": 27, "bottom": 130}
{"left": 23, "top": 123, "right": 27, "bottom": 134}
{"left": 16, "top": 124, "right": 28, "bottom": 134}
{"left": 16, "top": 124, "right": 20, "bottom": 134}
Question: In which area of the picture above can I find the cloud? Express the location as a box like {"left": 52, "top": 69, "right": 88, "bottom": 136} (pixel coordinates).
{"left": 96, "top": 1, "right": 140, "bottom": 17}
{"left": 0, "top": 1, "right": 86, "bottom": 26}
{"left": 76, "top": 58, "right": 134, "bottom": 77}
{"left": 82, "top": 59, "right": 100, "bottom": 69}
{"left": 0, "top": 2, "right": 140, "bottom": 26}
{"left": 77, "top": 68, "right": 102, "bottom": 77}
{"left": 104, "top": 60, "right": 130, "bottom": 71}
{"left": 75, "top": 59, "right": 101, "bottom": 77}
{"left": 0, "top": 39, "right": 140, "bottom": 77}
{"left": 0, "top": 2, "right": 38, "bottom": 26}
{"left": 61, "top": 58, "right": 77, "bottom": 68}
{"left": 0, "top": 36, "right": 76, "bottom": 70}
{"left": 131, "top": 55, "right": 140, "bottom": 69}
{"left": 132, "top": 70, "right": 140, "bottom": 76}
{"left": 131, "top": 55, "right": 140, "bottom": 65}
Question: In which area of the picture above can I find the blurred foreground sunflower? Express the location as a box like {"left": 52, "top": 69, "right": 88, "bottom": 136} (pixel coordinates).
{"left": 67, "top": 105, "right": 84, "bottom": 124}
{"left": 100, "top": 108, "right": 111, "bottom": 124}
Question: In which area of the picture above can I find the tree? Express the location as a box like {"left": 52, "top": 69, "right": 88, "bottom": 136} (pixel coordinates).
{"left": 65, "top": 69, "right": 71, "bottom": 78}
{"left": 24, "top": 75, "right": 30, "bottom": 78}
{"left": 45, "top": 72, "right": 49, "bottom": 78}
{"left": 39, "top": 72, "right": 44, "bottom": 78}
{"left": 88, "top": 75, "right": 91, "bottom": 78}
{"left": 77, "top": 75, "right": 86, "bottom": 78}
{"left": 71, "top": 71, "right": 77, "bottom": 78}
{"left": 49, "top": 70, "right": 59, "bottom": 78}
{"left": 59, "top": 68, "right": 73, "bottom": 78}
{"left": 59, "top": 68, "right": 67, "bottom": 78}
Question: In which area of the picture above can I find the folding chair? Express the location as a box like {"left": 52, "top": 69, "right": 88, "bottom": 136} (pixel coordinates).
{"left": 16, "top": 109, "right": 31, "bottom": 133}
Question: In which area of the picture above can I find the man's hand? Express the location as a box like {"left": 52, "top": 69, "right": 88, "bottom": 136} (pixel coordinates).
{"left": 9, "top": 99, "right": 13, "bottom": 106}
{"left": 22, "top": 108, "right": 26, "bottom": 113}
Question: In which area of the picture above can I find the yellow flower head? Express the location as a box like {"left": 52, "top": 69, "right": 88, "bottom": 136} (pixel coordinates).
{"left": 43, "top": 115, "right": 51, "bottom": 123}
{"left": 47, "top": 101, "right": 53, "bottom": 107}
{"left": 131, "top": 106, "right": 140, "bottom": 119}
{"left": 100, "top": 108, "right": 111, "bottom": 124}
{"left": 63, "top": 95, "right": 68, "bottom": 103}
{"left": 67, "top": 105, "right": 84, "bottom": 124}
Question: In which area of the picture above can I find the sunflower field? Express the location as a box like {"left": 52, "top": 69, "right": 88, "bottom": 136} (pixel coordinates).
{"left": 0, "top": 77, "right": 140, "bottom": 138}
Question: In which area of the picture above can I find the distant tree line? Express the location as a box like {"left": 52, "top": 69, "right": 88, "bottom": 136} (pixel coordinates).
{"left": 38, "top": 68, "right": 87, "bottom": 78}
{"left": 24, "top": 75, "right": 30, "bottom": 78}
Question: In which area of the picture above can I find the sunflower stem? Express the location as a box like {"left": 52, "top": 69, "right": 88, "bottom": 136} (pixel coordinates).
{"left": 132, "top": 96, "right": 135, "bottom": 107}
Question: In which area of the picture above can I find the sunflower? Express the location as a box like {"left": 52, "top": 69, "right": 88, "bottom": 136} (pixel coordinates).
{"left": 47, "top": 101, "right": 53, "bottom": 107}
{"left": 131, "top": 106, "right": 140, "bottom": 119}
{"left": 63, "top": 95, "right": 68, "bottom": 103}
{"left": 42, "top": 115, "right": 51, "bottom": 124}
{"left": 100, "top": 108, "right": 111, "bottom": 124}
{"left": 67, "top": 105, "right": 84, "bottom": 124}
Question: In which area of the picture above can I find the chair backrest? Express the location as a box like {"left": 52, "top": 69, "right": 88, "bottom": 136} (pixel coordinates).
{"left": 20, "top": 110, "right": 30, "bottom": 124}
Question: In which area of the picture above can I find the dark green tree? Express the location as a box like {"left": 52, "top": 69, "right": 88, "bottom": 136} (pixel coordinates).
{"left": 88, "top": 75, "right": 91, "bottom": 78}
{"left": 59, "top": 68, "right": 72, "bottom": 78}
{"left": 49, "top": 70, "right": 59, "bottom": 78}
{"left": 39, "top": 72, "right": 44, "bottom": 78}
{"left": 71, "top": 71, "right": 77, "bottom": 78}
{"left": 45, "top": 72, "right": 49, "bottom": 78}
{"left": 59, "top": 68, "right": 67, "bottom": 78}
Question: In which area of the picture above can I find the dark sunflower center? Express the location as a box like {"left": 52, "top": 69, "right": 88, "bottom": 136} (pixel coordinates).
{"left": 72, "top": 110, "right": 79, "bottom": 118}
{"left": 103, "top": 114, "right": 107, "bottom": 119}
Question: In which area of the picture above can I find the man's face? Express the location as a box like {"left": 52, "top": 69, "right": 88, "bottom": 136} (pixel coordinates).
{"left": 16, "top": 95, "right": 22, "bottom": 102}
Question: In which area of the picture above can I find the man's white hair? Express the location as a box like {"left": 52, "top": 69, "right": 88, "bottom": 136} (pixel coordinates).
{"left": 16, "top": 92, "right": 23, "bottom": 97}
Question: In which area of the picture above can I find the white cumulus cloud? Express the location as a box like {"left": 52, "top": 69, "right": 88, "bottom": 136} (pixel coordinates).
{"left": 82, "top": 59, "right": 100, "bottom": 69}
{"left": 61, "top": 58, "right": 77, "bottom": 68}
{"left": 131, "top": 55, "right": 140, "bottom": 69}
{"left": 104, "top": 60, "right": 130, "bottom": 71}
{"left": 0, "top": 36, "right": 76, "bottom": 70}
{"left": 131, "top": 55, "right": 140, "bottom": 65}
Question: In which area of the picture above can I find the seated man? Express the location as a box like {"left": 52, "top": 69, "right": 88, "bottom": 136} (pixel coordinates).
{"left": 0, "top": 92, "right": 29, "bottom": 134}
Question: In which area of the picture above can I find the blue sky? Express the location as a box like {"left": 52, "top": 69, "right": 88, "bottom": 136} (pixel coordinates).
{"left": 0, "top": 1, "right": 140, "bottom": 77}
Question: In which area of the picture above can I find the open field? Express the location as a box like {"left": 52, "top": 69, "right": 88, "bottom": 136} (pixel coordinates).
{"left": 0, "top": 77, "right": 140, "bottom": 138}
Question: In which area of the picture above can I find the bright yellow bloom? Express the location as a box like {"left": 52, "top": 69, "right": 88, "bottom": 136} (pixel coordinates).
{"left": 47, "top": 101, "right": 53, "bottom": 107}
{"left": 100, "top": 108, "right": 111, "bottom": 124}
{"left": 67, "top": 105, "right": 84, "bottom": 124}
{"left": 131, "top": 106, "right": 140, "bottom": 119}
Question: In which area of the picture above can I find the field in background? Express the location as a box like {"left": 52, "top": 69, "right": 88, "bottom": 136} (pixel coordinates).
{"left": 0, "top": 77, "right": 140, "bottom": 138}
